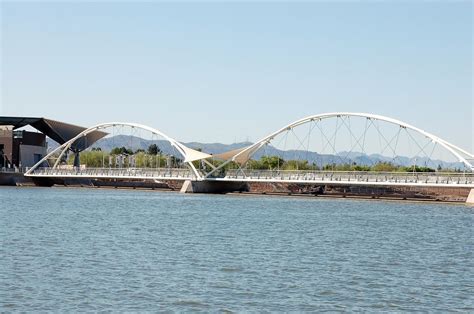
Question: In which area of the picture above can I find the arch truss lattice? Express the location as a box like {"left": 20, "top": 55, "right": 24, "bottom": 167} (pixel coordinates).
{"left": 205, "top": 112, "right": 474, "bottom": 177}
{"left": 25, "top": 122, "right": 212, "bottom": 179}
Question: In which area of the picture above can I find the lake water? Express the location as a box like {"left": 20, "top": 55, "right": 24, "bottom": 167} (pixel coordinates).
{"left": 0, "top": 187, "right": 473, "bottom": 311}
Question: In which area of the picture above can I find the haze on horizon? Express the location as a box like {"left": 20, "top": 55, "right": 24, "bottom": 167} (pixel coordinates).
{"left": 0, "top": 1, "right": 472, "bottom": 151}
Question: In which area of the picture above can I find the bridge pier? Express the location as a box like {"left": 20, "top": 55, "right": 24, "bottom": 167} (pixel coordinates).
{"left": 73, "top": 151, "right": 81, "bottom": 168}
{"left": 467, "top": 189, "right": 474, "bottom": 205}
{"left": 180, "top": 180, "right": 192, "bottom": 193}
{"left": 180, "top": 180, "right": 249, "bottom": 194}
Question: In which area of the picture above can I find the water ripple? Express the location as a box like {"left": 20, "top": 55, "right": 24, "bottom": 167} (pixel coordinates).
{"left": 0, "top": 187, "right": 473, "bottom": 311}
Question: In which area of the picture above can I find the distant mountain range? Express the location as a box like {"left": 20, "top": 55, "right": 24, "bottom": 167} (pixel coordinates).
{"left": 48, "top": 135, "right": 464, "bottom": 169}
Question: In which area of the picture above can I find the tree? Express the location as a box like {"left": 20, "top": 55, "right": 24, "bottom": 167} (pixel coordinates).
{"left": 323, "top": 163, "right": 337, "bottom": 171}
{"left": 147, "top": 144, "right": 160, "bottom": 155}
{"left": 372, "top": 162, "right": 397, "bottom": 172}
{"left": 71, "top": 150, "right": 108, "bottom": 167}
{"left": 353, "top": 164, "right": 371, "bottom": 171}
{"left": 398, "top": 165, "right": 435, "bottom": 173}
{"left": 261, "top": 156, "right": 284, "bottom": 170}
{"left": 283, "top": 159, "right": 313, "bottom": 170}
{"left": 111, "top": 146, "right": 133, "bottom": 155}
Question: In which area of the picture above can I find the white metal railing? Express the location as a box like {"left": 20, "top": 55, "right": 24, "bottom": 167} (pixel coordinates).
{"left": 28, "top": 167, "right": 197, "bottom": 180}
{"left": 24, "top": 167, "right": 474, "bottom": 186}
{"left": 222, "top": 169, "right": 474, "bottom": 185}
{"left": 0, "top": 167, "right": 27, "bottom": 173}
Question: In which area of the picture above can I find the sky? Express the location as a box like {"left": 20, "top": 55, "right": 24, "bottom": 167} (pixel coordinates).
{"left": 0, "top": 1, "right": 472, "bottom": 151}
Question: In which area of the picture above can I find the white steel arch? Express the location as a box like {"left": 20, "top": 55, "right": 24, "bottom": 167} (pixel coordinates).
{"left": 25, "top": 122, "right": 211, "bottom": 179}
{"left": 206, "top": 112, "right": 474, "bottom": 177}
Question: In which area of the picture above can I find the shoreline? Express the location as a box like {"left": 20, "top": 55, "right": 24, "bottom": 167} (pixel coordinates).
{"left": 3, "top": 184, "right": 472, "bottom": 206}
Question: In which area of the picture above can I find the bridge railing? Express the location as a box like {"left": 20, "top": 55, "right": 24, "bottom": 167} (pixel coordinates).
{"left": 1, "top": 167, "right": 27, "bottom": 173}
{"left": 223, "top": 169, "right": 474, "bottom": 185}
{"left": 28, "top": 167, "right": 197, "bottom": 179}
{"left": 24, "top": 167, "right": 474, "bottom": 185}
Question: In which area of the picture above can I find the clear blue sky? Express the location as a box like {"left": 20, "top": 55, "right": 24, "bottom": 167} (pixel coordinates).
{"left": 1, "top": 1, "right": 472, "bottom": 150}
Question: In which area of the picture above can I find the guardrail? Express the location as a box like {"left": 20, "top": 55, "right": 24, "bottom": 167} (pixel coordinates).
{"left": 0, "top": 167, "right": 27, "bottom": 173}
{"left": 222, "top": 169, "right": 474, "bottom": 185}
{"left": 24, "top": 167, "right": 474, "bottom": 186}
{"left": 27, "top": 167, "right": 197, "bottom": 180}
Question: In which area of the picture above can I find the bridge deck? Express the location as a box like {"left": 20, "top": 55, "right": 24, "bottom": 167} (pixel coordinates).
{"left": 211, "top": 170, "right": 474, "bottom": 188}
{"left": 26, "top": 167, "right": 474, "bottom": 188}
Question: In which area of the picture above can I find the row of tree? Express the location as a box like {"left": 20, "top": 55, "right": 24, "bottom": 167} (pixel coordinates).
{"left": 73, "top": 144, "right": 181, "bottom": 168}
{"left": 239, "top": 156, "right": 444, "bottom": 172}
{"left": 92, "top": 144, "right": 161, "bottom": 156}
{"left": 198, "top": 155, "right": 450, "bottom": 173}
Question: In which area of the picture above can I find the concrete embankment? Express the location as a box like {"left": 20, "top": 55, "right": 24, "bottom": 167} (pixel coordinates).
{"left": 178, "top": 180, "right": 472, "bottom": 203}
{"left": 0, "top": 172, "right": 35, "bottom": 186}
{"left": 244, "top": 182, "right": 472, "bottom": 203}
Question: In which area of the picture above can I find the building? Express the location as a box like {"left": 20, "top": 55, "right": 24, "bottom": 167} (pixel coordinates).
{"left": 0, "top": 117, "right": 106, "bottom": 172}
{"left": 0, "top": 126, "right": 47, "bottom": 169}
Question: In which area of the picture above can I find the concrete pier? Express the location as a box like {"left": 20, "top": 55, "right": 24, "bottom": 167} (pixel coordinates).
{"left": 180, "top": 180, "right": 248, "bottom": 194}
{"left": 467, "top": 189, "right": 474, "bottom": 204}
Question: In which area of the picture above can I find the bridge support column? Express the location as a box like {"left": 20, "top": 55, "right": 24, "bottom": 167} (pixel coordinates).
{"left": 467, "top": 189, "right": 474, "bottom": 205}
{"left": 180, "top": 180, "right": 249, "bottom": 194}
{"left": 73, "top": 151, "right": 81, "bottom": 168}
{"left": 180, "top": 180, "right": 192, "bottom": 193}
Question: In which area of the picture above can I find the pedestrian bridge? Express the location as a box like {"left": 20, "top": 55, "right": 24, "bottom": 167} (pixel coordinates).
{"left": 26, "top": 167, "right": 474, "bottom": 188}
{"left": 25, "top": 112, "right": 474, "bottom": 191}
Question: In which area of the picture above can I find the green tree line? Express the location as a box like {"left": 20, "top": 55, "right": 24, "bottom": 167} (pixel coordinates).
{"left": 70, "top": 144, "right": 183, "bottom": 168}
{"left": 213, "top": 156, "right": 441, "bottom": 172}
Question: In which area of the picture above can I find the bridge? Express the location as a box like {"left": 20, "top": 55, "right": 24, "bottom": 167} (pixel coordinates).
{"left": 27, "top": 167, "right": 474, "bottom": 188}
{"left": 24, "top": 113, "right": 474, "bottom": 202}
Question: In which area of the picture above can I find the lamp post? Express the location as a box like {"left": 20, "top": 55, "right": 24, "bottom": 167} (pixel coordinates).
{"left": 412, "top": 158, "right": 417, "bottom": 176}
{"left": 18, "top": 141, "right": 22, "bottom": 172}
